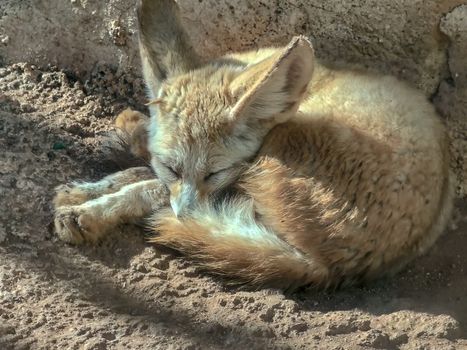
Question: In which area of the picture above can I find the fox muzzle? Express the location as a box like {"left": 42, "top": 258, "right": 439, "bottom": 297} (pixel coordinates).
{"left": 169, "top": 182, "right": 198, "bottom": 218}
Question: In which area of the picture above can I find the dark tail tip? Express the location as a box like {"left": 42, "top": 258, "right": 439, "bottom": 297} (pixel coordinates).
{"left": 100, "top": 130, "right": 149, "bottom": 170}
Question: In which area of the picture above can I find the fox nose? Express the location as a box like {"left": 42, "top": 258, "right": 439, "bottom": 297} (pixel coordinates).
{"left": 170, "top": 182, "right": 196, "bottom": 218}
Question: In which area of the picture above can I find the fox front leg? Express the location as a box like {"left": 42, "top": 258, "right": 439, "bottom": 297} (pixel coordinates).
{"left": 54, "top": 179, "right": 169, "bottom": 244}
{"left": 54, "top": 105, "right": 153, "bottom": 209}
{"left": 53, "top": 166, "right": 154, "bottom": 208}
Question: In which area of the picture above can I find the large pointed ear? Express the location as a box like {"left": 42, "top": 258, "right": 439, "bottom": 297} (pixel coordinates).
{"left": 229, "top": 36, "right": 314, "bottom": 124}
{"left": 137, "top": 0, "right": 201, "bottom": 97}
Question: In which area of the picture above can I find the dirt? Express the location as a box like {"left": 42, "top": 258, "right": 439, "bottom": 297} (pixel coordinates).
{"left": 0, "top": 55, "right": 467, "bottom": 350}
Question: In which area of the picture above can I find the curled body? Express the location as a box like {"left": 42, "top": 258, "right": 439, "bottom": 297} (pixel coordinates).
{"left": 53, "top": 0, "right": 454, "bottom": 289}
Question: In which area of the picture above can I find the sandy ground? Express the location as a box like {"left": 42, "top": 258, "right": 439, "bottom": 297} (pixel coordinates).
{"left": 1, "top": 63, "right": 467, "bottom": 350}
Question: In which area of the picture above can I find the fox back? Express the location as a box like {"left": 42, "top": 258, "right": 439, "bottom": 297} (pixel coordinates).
{"left": 137, "top": 0, "right": 454, "bottom": 288}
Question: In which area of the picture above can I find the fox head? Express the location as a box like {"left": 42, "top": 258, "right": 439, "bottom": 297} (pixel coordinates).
{"left": 137, "top": 0, "right": 314, "bottom": 217}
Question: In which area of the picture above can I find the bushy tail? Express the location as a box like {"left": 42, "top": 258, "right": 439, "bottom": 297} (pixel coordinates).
{"left": 149, "top": 199, "right": 329, "bottom": 289}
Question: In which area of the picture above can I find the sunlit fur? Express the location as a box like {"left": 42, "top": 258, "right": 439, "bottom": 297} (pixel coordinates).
{"left": 53, "top": 0, "right": 454, "bottom": 289}
{"left": 139, "top": 0, "right": 453, "bottom": 288}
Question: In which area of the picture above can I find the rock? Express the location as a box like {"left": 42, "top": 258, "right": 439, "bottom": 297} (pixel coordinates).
{"left": 357, "top": 330, "right": 392, "bottom": 349}
{"left": 0, "top": 225, "right": 6, "bottom": 243}
{"left": 0, "top": 0, "right": 460, "bottom": 95}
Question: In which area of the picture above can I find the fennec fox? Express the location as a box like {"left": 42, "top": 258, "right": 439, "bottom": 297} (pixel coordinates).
{"left": 53, "top": 0, "right": 454, "bottom": 289}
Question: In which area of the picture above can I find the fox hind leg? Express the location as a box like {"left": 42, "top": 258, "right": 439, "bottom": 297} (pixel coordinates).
{"left": 113, "top": 108, "right": 151, "bottom": 161}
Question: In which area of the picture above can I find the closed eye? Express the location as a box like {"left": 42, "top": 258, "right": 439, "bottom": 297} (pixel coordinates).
{"left": 204, "top": 167, "right": 231, "bottom": 182}
{"left": 162, "top": 162, "right": 180, "bottom": 179}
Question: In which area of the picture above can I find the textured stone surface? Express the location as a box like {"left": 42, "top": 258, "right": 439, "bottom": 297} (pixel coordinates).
{"left": 0, "top": 0, "right": 464, "bottom": 93}
{"left": 435, "top": 4, "right": 467, "bottom": 196}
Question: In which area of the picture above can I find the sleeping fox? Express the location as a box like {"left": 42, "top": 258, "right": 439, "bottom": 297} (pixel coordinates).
{"left": 53, "top": 0, "right": 454, "bottom": 289}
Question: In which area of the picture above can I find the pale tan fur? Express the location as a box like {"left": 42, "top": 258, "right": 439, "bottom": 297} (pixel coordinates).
{"left": 114, "top": 108, "right": 151, "bottom": 161}
{"left": 53, "top": 0, "right": 454, "bottom": 289}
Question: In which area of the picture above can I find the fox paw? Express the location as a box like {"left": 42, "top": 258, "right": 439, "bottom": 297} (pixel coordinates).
{"left": 53, "top": 184, "right": 90, "bottom": 208}
{"left": 54, "top": 207, "right": 105, "bottom": 244}
{"left": 114, "top": 108, "right": 151, "bottom": 160}
{"left": 114, "top": 108, "right": 149, "bottom": 134}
